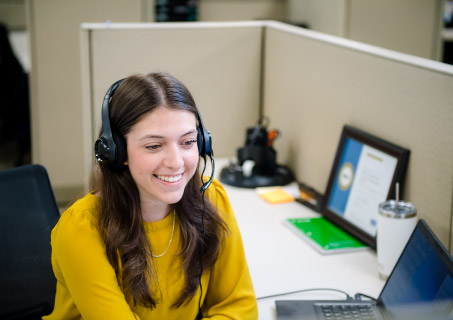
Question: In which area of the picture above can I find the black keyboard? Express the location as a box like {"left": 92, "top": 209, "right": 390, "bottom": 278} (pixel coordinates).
{"left": 318, "top": 304, "right": 378, "bottom": 320}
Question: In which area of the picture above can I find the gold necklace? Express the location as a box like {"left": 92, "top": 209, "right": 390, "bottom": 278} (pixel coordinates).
{"left": 152, "top": 211, "right": 175, "bottom": 258}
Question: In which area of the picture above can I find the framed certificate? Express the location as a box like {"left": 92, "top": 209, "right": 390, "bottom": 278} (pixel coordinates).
{"left": 320, "top": 125, "right": 410, "bottom": 249}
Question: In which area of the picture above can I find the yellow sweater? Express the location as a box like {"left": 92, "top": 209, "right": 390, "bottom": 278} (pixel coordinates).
{"left": 43, "top": 179, "right": 258, "bottom": 320}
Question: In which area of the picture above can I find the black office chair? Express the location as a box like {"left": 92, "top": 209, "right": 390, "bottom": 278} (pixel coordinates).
{"left": 0, "top": 164, "right": 60, "bottom": 319}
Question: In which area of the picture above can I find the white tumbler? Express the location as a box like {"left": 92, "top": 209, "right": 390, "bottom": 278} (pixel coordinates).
{"left": 377, "top": 200, "right": 417, "bottom": 280}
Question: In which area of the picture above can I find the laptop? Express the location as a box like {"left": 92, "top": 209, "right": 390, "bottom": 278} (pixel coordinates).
{"left": 276, "top": 219, "right": 453, "bottom": 320}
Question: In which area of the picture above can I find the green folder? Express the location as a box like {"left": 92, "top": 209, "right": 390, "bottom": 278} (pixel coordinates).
{"left": 286, "top": 217, "right": 368, "bottom": 254}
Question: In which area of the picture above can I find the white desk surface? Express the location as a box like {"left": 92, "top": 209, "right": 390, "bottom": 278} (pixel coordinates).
{"left": 212, "top": 159, "right": 386, "bottom": 320}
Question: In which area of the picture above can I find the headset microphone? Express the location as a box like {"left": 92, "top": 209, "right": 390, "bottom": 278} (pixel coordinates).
{"left": 200, "top": 156, "right": 215, "bottom": 192}
{"left": 196, "top": 105, "right": 214, "bottom": 192}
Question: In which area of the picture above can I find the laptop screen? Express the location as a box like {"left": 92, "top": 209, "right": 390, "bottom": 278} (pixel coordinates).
{"left": 378, "top": 219, "right": 453, "bottom": 317}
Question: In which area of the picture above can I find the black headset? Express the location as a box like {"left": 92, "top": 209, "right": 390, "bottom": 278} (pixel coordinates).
{"left": 94, "top": 78, "right": 215, "bottom": 191}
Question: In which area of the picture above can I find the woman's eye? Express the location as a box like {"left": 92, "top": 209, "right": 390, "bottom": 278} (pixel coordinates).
{"left": 146, "top": 144, "right": 161, "bottom": 150}
{"left": 184, "top": 139, "right": 197, "bottom": 147}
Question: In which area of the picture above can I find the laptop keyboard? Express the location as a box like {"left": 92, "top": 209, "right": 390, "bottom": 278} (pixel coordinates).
{"left": 318, "top": 304, "right": 378, "bottom": 319}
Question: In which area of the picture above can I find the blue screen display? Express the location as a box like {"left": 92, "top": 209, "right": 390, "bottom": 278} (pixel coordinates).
{"left": 380, "top": 222, "right": 453, "bottom": 316}
{"left": 327, "top": 137, "right": 362, "bottom": 216}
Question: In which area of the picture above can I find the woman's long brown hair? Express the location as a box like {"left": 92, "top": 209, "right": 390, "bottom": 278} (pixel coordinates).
{"left": 91, "top": 72, "right": 228, "bottom": 308}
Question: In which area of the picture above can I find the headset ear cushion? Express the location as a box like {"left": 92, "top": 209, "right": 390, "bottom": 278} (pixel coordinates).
{"left": 197, "top": 126, "right": 204, "bottom": 157}
{"left": 197, "top": 125, "right": 213, "bottom": 159}
{"left": 112, "top": 132, "right": 127, "bottom": 168}
{"left": 204, "top": 131, "right": 212, "bottom": 157}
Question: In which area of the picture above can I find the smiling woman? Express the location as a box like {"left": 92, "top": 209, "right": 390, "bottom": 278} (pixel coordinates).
{"left": 125, "top": 107, "right": 200, "bottom": 221}
{"left": 43, "top": 72, "right": 258, "bottom": 320}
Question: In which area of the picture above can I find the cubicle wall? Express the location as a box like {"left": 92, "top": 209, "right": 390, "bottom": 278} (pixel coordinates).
{"left": 81, "top": 21, "right": 453, "bottom": 251}
{"left": 287, "top": 0, "right": 443, "bottom": 60}
{"left": 80, "top": 22, "right": 263, "bottom": 187}
{"left": 263, "top": 22, "right": 453, "bottom": 249}
{"left": 27, "top": 0, "right": 148, "bottom": 204}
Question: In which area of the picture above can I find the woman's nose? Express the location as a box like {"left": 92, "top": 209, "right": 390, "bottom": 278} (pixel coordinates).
{"left": 163, "top": 144, "right": 184, "bottom": 168}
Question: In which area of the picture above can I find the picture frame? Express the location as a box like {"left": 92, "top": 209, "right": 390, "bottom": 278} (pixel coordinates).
{"left": 320, "top": 125, "right": 410, "bottom": 249}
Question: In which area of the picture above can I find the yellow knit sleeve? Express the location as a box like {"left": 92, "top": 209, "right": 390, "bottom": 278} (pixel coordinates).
{"left": 203, "top": 179, "right": 259, "bottom": 319}
{"left": 43, "top": 195, "right": 140, "bottom": 320}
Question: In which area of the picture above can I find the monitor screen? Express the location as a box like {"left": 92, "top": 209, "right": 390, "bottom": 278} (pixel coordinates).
{"left": 326, "top": 137, "right": 398, "bottom": 236}
{"left": 321, "top": 126, "right": 410, "bottom": 248}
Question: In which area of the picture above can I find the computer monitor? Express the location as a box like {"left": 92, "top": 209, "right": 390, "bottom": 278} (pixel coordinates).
{"left": 320, "top": 125, "right": 410, "bottom": 249}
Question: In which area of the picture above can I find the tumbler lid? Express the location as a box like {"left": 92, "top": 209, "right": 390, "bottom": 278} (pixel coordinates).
{"left": 378, "top": 200, "right": 417, "bottom": 219}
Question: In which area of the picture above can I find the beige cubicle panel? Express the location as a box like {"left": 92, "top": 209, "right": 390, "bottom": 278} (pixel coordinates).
{"left": 80, "top": 22, "right": 263, "bottom": 187}
{"left": 27, "top": 0, "right": 148, "bottom": 205}
{"left": 286, "top": 0, "right": 443, "bottom": 61}
{"left": 198, "top": 0, "right": 286, "bottom": 21}
{"left": 263, "top": 21, "right": 453, "bottom": 249}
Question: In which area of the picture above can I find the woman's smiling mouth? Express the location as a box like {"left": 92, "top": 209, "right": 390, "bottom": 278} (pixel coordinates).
{"left": 155, "top": 174, "right": 183, "bottom": 183}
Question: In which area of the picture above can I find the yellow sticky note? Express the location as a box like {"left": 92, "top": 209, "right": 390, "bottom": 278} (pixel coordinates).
{"left": 257, "top": 187, "right": 295, "bottom": 204}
